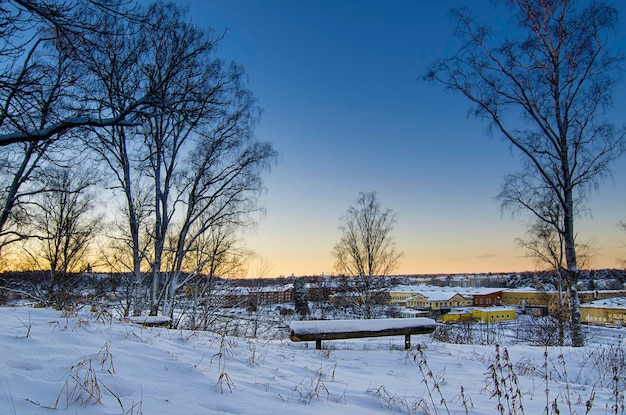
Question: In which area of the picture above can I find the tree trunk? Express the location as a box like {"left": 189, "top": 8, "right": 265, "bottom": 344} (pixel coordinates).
{"left": 556, "top": 275, "right": 565, "bottom": 347}
{"left": 563, "top": 189, "right": 584, "bottom": 347}
{"left": 120, "top": 135, "right": 144, "bottom": 318}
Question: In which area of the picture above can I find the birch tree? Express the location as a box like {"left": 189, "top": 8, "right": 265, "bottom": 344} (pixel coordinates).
{"left": 426, "top": 0, "right": 624, "bottom": 347}
{"left": 513, "top": 195, "right": 592, "bottom": 346}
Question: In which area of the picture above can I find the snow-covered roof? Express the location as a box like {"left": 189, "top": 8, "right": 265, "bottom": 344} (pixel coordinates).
{"left": 446, "top": 308, "right": 473, "bottom": 314}
{"left": 249, "top": 284, "right": 293, "bottom": 293}
{"left": 213, "top": 288, "right": 249, "bottom": 296}
{"left": 471, "top": 306, "right": 516, "bottom": 313}
{"left": 418, "top": 292, "right": 466, "bottom": 301}
{"left": 457, "top": 287, "right": 505, "bottom": 295}
{"left": 389, "top": 285, "right": 503, "bottom": 299}
{"left": 504, "top": 287, "right": 552, "bottom": 293}
{"left": 388, "top": 285, "right": 424, "bottom": 293}
{"left": 581, "top": 297, "right": 626, "bottom": 309}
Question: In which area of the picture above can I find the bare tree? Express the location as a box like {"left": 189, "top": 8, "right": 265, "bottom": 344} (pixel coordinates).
{"left": 513, "top": 191, "right": 596, "bottom": 345}
{"left": 516, "top": 216, "right": 568, "bottom": 346}
{"left": 0, "top": 0, "right": 152, "bottom": 259}
{"left": 20, "top": 165, "right": 101, "bottom": 307}
{"left": 426, "top": 0, "right": 624, "bottom": 346}
{"left": 80, "top": 5, "right": 156, "bottom": 317}
{"left": 140, "top": 3, "right": 275, "bottom": 317}
{"left": 0, "top": 141, "right": 50, "bottom": 248}
{"left": 183, "top": 224, "right": 248, "bottom": 330}
{"left": 87, "top": 2, "right": 276, "bottom": 317}
{"left": 0, "top": 0, "right": 146, "bottom": 147}
{"left": 332, "top": 192, "right": 402, "bottom": 318}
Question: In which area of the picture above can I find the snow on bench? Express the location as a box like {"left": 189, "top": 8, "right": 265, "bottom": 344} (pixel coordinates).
{"left": 289, "top": 317, "right": 436, "bottom": 349}
{"left": 128, "top": 315, "right": 172, "bottom": 327}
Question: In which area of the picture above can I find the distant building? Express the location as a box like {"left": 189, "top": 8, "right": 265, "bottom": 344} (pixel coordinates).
{"left": 580, "top": 297, "right": 626, "bottom": 326}
{"left": 388, "top": 286, "right": 485, "bottom": 312}
{"left": 440, "top": 309, "right": 473, "bottom": 323}
{"left": 405, "top": 292, "right": 472, "bottom": 312}
{"left": 501, "top": 288, "right": 626, "bottom": 317}
{"left": 468, "top": 289, "right": 504, "bottom": 307}
{"left": 500, "top": 288, "right": 562, "bottom": 316}
{"left": 249, "top": 284, "right": 293, "bottom": 305}
{"left": 469, "top": 307, "right": 516, "bottom": 323}
{"left": 388, "top": 285, "right": 420, "bottom": 304}
{"left": 397, "top": 307, "right": 430, "bottom": 319}
{"left": 578, "top": 290, "right": 626, "bottom": 304}
{"left": 441, "top": 307, "right": 516, "bottom": 323}
{"left": 217, "top": 284, "right": 294, "bottom": 308}
{"left": 306, "top": 281, "right": 340, "bottom": 302}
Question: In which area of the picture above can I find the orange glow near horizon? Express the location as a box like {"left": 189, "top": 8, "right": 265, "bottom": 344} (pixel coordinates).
{"left": 246, "top": 246, "right": 625, "bottom": 278}
{"left": 1, "top": 245, "right": 622, "bottom": 277}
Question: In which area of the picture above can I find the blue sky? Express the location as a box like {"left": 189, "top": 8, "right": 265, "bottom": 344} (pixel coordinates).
{"left": 181, "top": 0, "right": 626, "bottom": 276}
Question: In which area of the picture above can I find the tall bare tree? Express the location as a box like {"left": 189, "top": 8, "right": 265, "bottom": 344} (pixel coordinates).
{"left": 87, "top": 2, "right": 276, "bottom": 317}
{"left": 71, "top": 2, "right": 155, "bottom": 316}
{"left": 332, "top": 192, "right": 401, "bottom": 318}
{"left": 426, "top": 0, "right": 624, "bottom": 346}
{"left": 0, "top": 0, "right": 152, "bottom": 258}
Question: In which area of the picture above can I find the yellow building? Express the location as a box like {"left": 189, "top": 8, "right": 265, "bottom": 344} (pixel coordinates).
{"left": 500, "top": 289, "right": 563, "bottom": 315}
{"left": 388, "top": 286, "right": 420, "bottom": 304}
{"left": 387, "top": 286, "right": 472, "bottom": 310}
{"left": 580, "top": 297, "right": 626, "bottom": 326}
{"left": 441, "top": 307, "right": 516, "bottom": 323}
{"left": 440, "top": 309, "right": 473, "bottom": 323}
{"left": 501, "top": 289, "right": 626, "bottom": 316}
{"left": 578, "top": 290, "right": 626, "bottom": 304}
{"left": 406, "top": 292, "right": 472, "bottom": 311}
{"left": 470, "top": 307, "right": 516, "bottom": 323}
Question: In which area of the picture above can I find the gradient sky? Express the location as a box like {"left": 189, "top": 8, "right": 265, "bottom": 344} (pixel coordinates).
{"left": 180, "top": 0, "right": 626, "bottom": 277}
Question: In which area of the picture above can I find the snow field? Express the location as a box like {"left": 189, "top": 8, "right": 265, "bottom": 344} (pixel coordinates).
{"left": 0, "top": 306, "right": 623, "bottom": 414}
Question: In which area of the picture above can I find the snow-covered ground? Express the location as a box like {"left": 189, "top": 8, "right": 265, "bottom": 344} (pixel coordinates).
{"left": 1, "top": 306, "right": 624, "bottom": 414}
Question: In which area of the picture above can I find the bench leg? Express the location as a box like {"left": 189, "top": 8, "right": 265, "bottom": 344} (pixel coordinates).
{"left": 316, "top": 338, "right": 322, "bottom": 350}
{"left": 405, "top": 334, "right": 411, "bottom": 349}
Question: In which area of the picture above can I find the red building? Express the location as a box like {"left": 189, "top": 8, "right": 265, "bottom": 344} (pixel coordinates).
{"left": 467, "top": 289, "right": 504, "bottom": 307}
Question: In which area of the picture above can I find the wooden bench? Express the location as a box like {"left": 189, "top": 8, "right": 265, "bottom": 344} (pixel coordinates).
{"left": 289, "top": 318, "right": 436, "bottom": 350}
{"left": 128, "top": 315, "right": 172, "bottom": 327}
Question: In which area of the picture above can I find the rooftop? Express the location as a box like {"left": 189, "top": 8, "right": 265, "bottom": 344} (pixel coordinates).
{"left": 582, "top": 297, "right": 626, "bottom": 309}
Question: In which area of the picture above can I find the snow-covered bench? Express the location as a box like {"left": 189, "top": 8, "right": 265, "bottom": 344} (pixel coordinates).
{"left": 289, "top": 318, "right": 436, "bottom": 350}
{"left": 128, "top": 315, "right": 172, "bottom": 327}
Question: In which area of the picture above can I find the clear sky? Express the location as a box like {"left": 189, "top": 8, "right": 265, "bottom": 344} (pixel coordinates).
{"left": 180, "top": 0, "right": 626, "bottom": 277}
